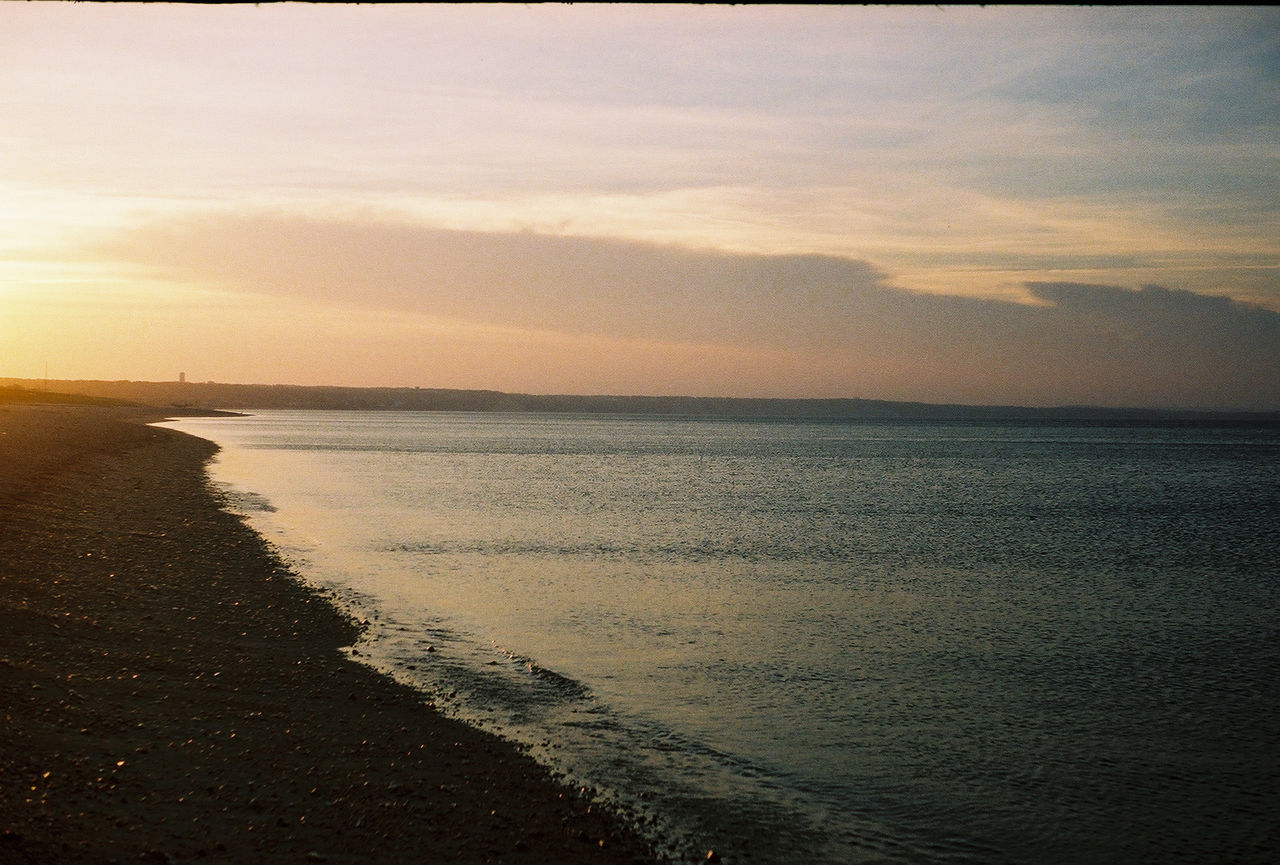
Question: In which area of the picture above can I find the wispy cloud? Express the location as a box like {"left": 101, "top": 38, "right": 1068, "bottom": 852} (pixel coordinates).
{"left": 3, "top": 4, "right": 1277, "bottom": 406}
{"left": 5, "top": 7, "right": 1276, "bottom": 269}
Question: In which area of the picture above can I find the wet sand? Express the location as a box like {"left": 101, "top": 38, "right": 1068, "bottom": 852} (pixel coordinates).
{"left": 1, "top": 403, "right": 659, "bottom": 864}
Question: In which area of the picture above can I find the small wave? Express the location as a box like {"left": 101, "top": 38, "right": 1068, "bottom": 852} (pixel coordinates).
{"left": 219, "top": 487, "right": 278, "bottom": 513}
{"left": 492, "top": 646, "right": 595, "bottom": 702}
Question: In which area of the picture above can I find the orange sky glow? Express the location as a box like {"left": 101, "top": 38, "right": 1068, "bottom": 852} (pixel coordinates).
{"left": 2, "top": 4, "right": 1278, "bottom": 409}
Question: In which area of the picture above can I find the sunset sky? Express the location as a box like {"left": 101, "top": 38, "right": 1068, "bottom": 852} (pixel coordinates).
{"left": 3, "top": 4, "right": 1278, "bottom": 409}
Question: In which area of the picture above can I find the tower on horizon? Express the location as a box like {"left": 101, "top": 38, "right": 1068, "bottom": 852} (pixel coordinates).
{"left": 179, "top": 372, "right": 186, "bottom": 384}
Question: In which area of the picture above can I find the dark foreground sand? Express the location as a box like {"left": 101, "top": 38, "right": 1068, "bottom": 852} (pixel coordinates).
{"left": 1, "top": 404, "right": 660, "bottom": 865}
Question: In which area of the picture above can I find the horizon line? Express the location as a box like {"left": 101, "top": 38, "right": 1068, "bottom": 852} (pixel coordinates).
{"left": 4, "top": 377, "right": 1279, "bottom": 420}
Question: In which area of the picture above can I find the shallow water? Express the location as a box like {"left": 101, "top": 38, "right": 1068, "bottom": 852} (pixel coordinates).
{"left": 159, "top": 411, "right": 1280, "bottom": 864}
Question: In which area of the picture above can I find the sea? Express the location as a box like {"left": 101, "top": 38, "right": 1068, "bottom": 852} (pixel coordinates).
{"left": 157, "top": 410, "right": 1280, "bottom": 865}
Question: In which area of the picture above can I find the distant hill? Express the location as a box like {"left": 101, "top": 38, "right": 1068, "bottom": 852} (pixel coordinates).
{"left": 3, "top": 378, "right": 1277, "bottom": 424}
{"left": 0, "top": 384, "right": 139, "bottom": 408}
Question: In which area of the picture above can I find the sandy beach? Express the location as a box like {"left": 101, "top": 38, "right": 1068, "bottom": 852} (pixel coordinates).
{"left": 1, "top": 402, "right": 658, "bottom": 865}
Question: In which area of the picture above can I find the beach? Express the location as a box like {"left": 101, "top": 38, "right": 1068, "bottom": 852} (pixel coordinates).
{"left": 0, "top": 403, "right": 658, "bottom": 865}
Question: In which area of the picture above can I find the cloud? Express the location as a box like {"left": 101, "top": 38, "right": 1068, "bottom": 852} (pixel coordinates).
{"left": 1021, "top": 282, "right": 1280, "bottom": 404}
{"left": 84, "top": 210, "right": 1280, "bottom": 409}
{"left": 5, "top": 4, "right": 1275, "bottom": 311}
{"left": 90, "top": 211, "right": 893, "bottom": 349}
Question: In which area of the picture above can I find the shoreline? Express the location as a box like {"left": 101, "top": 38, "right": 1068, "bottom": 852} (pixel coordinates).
{"left": 1, "top": 403, "right": 659, "bottom": 864}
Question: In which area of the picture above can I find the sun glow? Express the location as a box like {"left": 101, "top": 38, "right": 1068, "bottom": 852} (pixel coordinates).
{"left": 3, "top": 4, "right": 1277, "bottom": 408}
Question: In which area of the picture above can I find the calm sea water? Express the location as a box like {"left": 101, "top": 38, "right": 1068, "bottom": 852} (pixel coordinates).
{"left": 159, "top": 411, "right": 1280, "bottom": 865}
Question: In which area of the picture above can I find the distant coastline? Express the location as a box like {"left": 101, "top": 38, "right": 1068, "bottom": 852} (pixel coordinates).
{"left": 4, "top": 378, "right": 1278, "bottom": 424}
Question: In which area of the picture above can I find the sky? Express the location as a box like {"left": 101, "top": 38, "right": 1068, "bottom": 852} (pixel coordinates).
{"left": 2, "top": 4, "right": 1278, "bottom": 410}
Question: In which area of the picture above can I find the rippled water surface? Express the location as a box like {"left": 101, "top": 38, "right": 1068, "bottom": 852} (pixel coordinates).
{"left": 160, "top": 411, "right": 1280, "bottom": 864}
